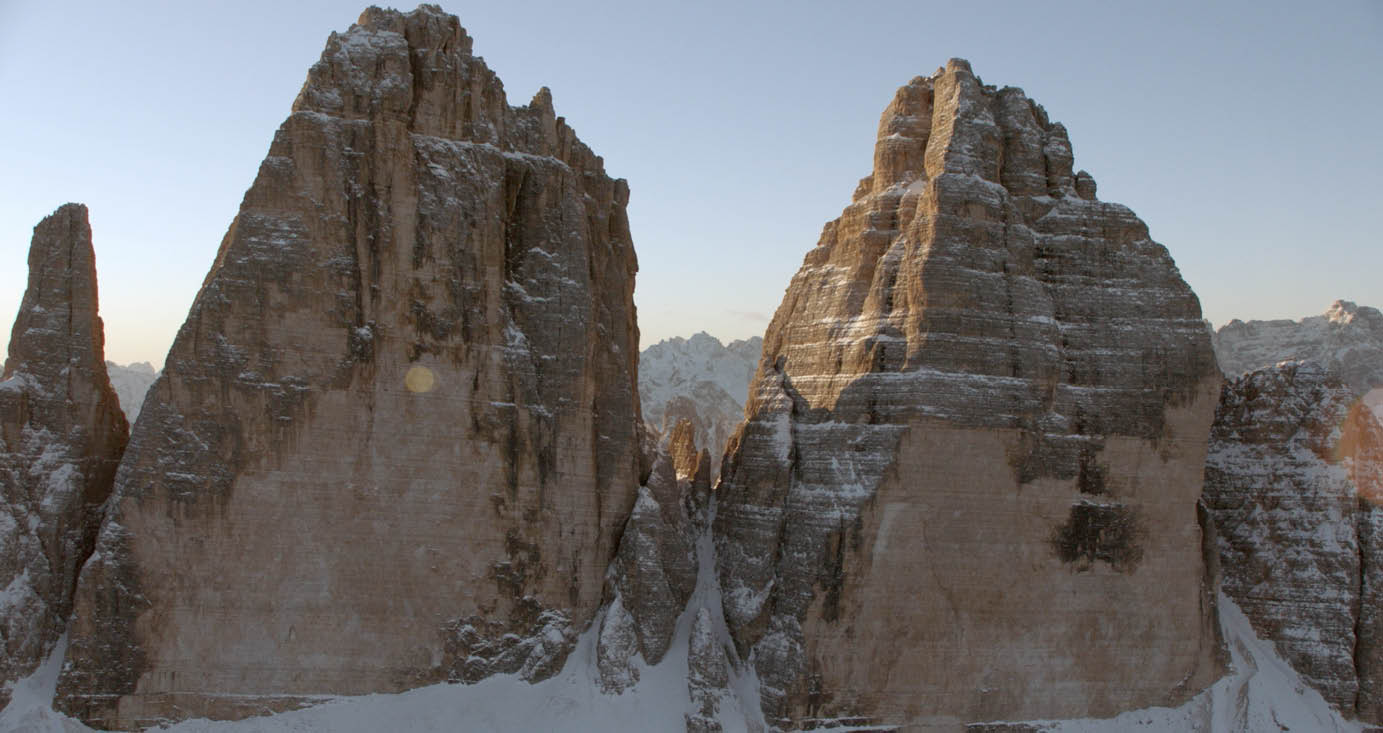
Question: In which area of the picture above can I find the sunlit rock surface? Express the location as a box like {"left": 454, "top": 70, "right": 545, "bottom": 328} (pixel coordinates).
{"left": 55, "top": 7, "right": 640, "bottom": 728}
{"left": 714, "top": 59, "right": 1223, "bottom": 729}
{"left": 0, "top": 204, "right": 127, "bottom": 709}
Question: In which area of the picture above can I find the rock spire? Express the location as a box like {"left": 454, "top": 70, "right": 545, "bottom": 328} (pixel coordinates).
{"left": 55, "top": 7, "right": 640, "bottom": 728}
{"left": 0, "top": 203, "right": 128, "bottom": 709}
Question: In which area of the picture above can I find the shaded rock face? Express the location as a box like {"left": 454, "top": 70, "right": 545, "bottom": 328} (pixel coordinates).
{"left": 640, "top": 333, "right": 762, "bottom": 474}
{"left": 55, "top": 6, "right": 640, "bottom": 728}
{"left": 0, "top": 204, "right": 128, "bottom": 708}
{"left": 713, "top": 60, "right": 1223, "bottom": 729}
{"left": 686, "top": 607, "right": 731, "bottom": 733}
{"left": 598, "top": 425, "right": 710, "bottom": 693}
{"left": 1204, "top": 361, "right": 1383, "bottom": 722}
{"left": 1214, "top": 300, "right": 1383, "bottom": 395}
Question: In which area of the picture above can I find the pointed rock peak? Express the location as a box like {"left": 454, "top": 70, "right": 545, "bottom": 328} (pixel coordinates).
{"left": 5, "top": 203, "right": 104, "bottom": 384}
{"left": 355, "top": 3, "right": 464, "bottom": 40}
{"left": 530, "top": 85, "right": 555, "bottom": 114}
{"left": 669, "top": 418, "right": 701, "bottom": 478}
{"left": 717, "top": 60, "right": 1218, "bottom": 726}
{"left": 688, "top": 331, "right": 721, "bottom": 348}
{"left": 945, "top": 57, "right": 973, "bottom": 75}
{"left": 54, "top": 7, "right": 638, "bottom": 727}
{"left": 1327, "top": 299, "right": 1360, "bottom": 322}
{"left": 860, "top": 60, "right": 1098, "bottom": 204}
{"left": 0, "top": 203, "right": 126, "bottom": 709}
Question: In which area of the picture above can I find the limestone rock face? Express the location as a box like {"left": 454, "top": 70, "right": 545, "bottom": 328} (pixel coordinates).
{"left": 686, "top": 607, "right": 731, "bottom": 733}
{"left": 55, "top": 7, "right": 640, "bottom": 728}
{"left": 0, "top": 204, "right": 128, "bottom": 708}
{"left": 640, "top": 333, "right": 762, "bottom": 473}
{"left": 598, "top": 426, "right": 709, "bottom": 692}
{"left": 713, "top": 60, "right": 1223, "bottom": 728}
{"left": 1204, "top": 360, "right": 1383, "bottom": 722}
{"left": 1214, "top": 301, "right": 1383, "bottom": 394}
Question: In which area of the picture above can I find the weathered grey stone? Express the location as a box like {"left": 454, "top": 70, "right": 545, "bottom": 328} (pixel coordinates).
{"left": 714, "top": 59, "right": 1223, "bottom": 729}
{"left": 607, "top": 447, "right": 698, "bottom": 672}
{"left": 55, "top": 6, "right": 640, "bottom": 728}
{"left": 1204, "top": 360, "right": 1383, "bottom": 722}
{"left": 1214, "top": 300, "right": 1383, "bottom": 394}
{"left": 0, "top": 204, "right": 127, "bottom": 709}
{"left": 686, "top": 607, "right": 730, "bottom": 733}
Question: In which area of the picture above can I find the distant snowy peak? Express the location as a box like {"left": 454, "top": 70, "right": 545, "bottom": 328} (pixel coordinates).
{"left": 104, "top": 361, "right": 159, "bottom": 422}
{"left": 1215, "top": 300, "right": 1383, "bottom": 395}
{"left": 638, "top": 333, "right": 762, "bottom": 469}
{"left": 640, "top": 332, "right": 762, "bottom": 406}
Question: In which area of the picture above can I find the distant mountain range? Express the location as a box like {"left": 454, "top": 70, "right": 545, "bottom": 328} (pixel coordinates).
{"left": 638, "top": 332, "right": 761, "bottom": 472}
{"left": 104, "top": 361, "right": 158, "bottom": 421}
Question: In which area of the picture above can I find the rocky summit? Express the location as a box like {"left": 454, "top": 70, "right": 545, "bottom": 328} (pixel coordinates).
{"left": 0, "top": 204, "right": 128, "bottom": 710}
{"left": 713, "top": 59, "right": 1223, "bottom": 728}
{"left": 55, "top": 6, "right": 640, "bottom": 728}
{"left": 1214, "top": 300, "right": 1383, "bottom": 395}
{"left": 1205, "top": 360, "right": 1383, "bottom": 722}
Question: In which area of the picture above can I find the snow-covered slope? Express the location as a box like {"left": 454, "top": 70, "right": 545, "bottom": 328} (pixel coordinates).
{"left": 103, "top": 361, "right": 157, "bottom": 422}
{"left": 1034, "top": 594, "right": 1361, "bottom": 733}
{"left": 639, "top": 333, "right": 761, "bottom": 466}
{"left": 4, "top": 589, "right": 1356, "bottom": 732}
{"left": 1214, "top": 300, "right": 1383, "bottom": 394}
{"left": 1, "top": 513, "right": 766, "bottom": 733}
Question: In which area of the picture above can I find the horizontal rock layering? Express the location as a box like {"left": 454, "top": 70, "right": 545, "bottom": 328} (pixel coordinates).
{"left": 713, "top": 59, "right": 1224, "bottom": 729}
{"left": 1205, "top": 361, "right": 1383, "bottom": 722}
{"left": 0, "top": 204, "right": 128, "bottom": 710}
{"left": 55, "top": 6, "right": 640, "bottom": 728}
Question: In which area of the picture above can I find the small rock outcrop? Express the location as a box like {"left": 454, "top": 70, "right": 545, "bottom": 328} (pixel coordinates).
{"left": 640, "top": 333, "right": 762, "bottom": 473}
{"left": 1214, "top": 300, "right": 1383, "bottom": 394}
{"left": 0, "top": 204, "right": 127, "bottom": 708}
{"left": 1204, "top": 360, "right": 1383, "bottom": 722}
{"left": 56, "top": 7, "right": 640, "bottom": 729}
{"left": 714, "top": 60, "right": 1223, "bottom": 728}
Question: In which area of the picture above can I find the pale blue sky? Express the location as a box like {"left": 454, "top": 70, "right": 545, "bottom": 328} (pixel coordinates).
{"left": 1, "top": 1, "right": 1379, "bottom": 367}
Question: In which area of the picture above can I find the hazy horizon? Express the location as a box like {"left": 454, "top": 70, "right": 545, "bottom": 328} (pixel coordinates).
{"left": 2, "top": 0, "right": 1380, "bottom": 367}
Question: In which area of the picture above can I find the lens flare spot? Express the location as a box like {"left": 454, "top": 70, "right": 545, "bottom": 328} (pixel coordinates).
{"left": 405, "top": 365, "right": 435, "bottom": 394}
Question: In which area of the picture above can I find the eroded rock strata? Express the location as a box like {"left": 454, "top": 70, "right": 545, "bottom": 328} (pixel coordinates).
{"left": 713, "top": 60, "right": 1223, "bottom": 728}
{"left": 0, "top": 204, "right": 128, "bottom": 708}
{"left": 1204, "top": 361, "right": 1383, "bottom": 722}
{"left": 56, "top": 6, "right": 639, "bottom": 728}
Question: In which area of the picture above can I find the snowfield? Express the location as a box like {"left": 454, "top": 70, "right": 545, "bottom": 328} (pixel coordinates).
{"left": 1, "top": 583, "right": 1364, "bottom": 732}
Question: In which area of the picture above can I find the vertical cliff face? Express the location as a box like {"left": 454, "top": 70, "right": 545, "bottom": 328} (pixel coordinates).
{"left": 713, "top": 60, "right": 1223, "bottom": 729}
{"left": 1204, "top": 361, "right": 1383, "bottom": 722}
{"left": 0, "top": 204, "right": 128, "bottom": 708}
{"left": 55, "top": 6, "right": 640, "bottom": 728}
